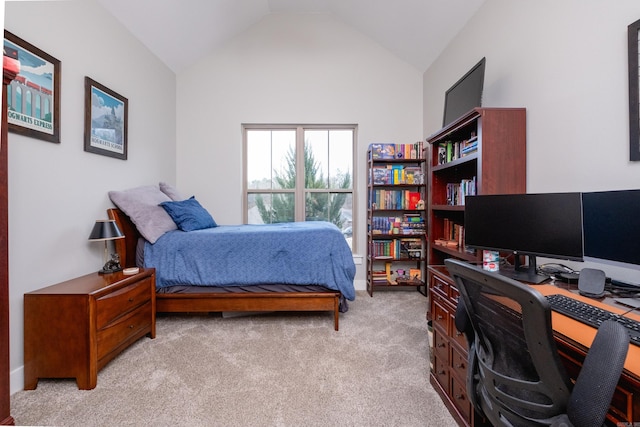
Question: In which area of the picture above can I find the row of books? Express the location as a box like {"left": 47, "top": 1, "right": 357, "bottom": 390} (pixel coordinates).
{"left": 370, "top": 190, "right": 422, "bottom": 210}
{"left": 446, "top": 177, "right": 477, "bottom": 206}
{"left": 370, "top": 214, "right": 425, "bottom": 235}
{"left": 371, "top": 266, "right": 423, "bottom": 285}
{"left": 370, "top": 238, "right": 423, "bottom": 259}
{"left": 435, "top": 219, "right": 464, "bottom": 249}
{"left": 436, "top": 137, "right": 478, "bottom": 165}
{"left": 371, "top": 165, "right": 424, "bottom": 185}
{"left": 369, "top": 142, "right": 425, "bottom": 160}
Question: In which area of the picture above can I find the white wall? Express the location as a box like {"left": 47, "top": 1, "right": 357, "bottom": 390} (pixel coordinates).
{"left": 176, "top": 13, "right": 423, "bottom": 285}
{"left": 4, "top": 0, "right": 176, "bottom": 393}
{"left": 423, "top": 0, "right": 640, "bottom": 281}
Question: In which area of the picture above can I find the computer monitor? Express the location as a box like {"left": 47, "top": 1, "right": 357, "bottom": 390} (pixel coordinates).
{"left": 464, "top": 193, "right": 584, "bottom": 283}
{"left": 442, "top": 58, "right": 486, "bottom": 127}
{"left": 582, "top": 189, "right": 640, "bottom": 271}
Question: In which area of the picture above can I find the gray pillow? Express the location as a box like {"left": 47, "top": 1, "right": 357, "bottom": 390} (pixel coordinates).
{"left": 159, "top": 181, "right": 186, "bottom": 201}
{"left": 108, "top": 185, "right": 177, "bottom": 243}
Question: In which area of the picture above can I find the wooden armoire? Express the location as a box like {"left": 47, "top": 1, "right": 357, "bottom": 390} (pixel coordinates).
{"left": 1, "top": 53, "right": 18, "bottom": 425}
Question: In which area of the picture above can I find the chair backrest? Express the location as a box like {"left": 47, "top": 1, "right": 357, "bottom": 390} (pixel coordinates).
{"left": 445, "top": 259, "right": 573, "bottom": 425}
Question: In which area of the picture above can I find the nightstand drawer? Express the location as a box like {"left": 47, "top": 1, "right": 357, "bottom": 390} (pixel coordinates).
{"left": 96, "top": 277, "right": 152, "bottom": 329}
{"left": 97, "top": 300, "right": 152, "bottom": 361}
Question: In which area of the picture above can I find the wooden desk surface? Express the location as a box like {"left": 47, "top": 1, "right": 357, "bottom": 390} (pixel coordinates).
{"left": 534, "top": 282, "right": 640, "bottom": 379}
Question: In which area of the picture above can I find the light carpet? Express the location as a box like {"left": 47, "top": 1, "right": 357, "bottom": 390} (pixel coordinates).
{"left": 10, "top": 290, "right": 457, "bottom": 426}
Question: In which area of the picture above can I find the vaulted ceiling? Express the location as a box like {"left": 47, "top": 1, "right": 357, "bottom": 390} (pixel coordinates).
{"left": 97, "top": 0, "right": 485, "bottom": 73}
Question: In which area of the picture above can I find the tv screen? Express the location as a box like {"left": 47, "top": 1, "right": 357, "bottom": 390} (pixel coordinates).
{"left": 442, "top": 57, "right": 486, "bottom": 127}
{"left": 582, "top": 189, "right": 640, "bottom": 269}
{"left": 464, "top": 193, "right": 584, "bottom": 282}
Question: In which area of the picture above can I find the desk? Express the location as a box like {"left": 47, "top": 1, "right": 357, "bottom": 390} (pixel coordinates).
{"left": 427, "top": 265, "right": 640, "bottom": 427}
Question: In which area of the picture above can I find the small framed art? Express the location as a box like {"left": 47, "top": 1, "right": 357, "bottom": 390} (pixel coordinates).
{"left": 3, "top": 30, "right": 61, "bottom": 144}
{"left": 84, "top": 77, "right": 128, "bottom": 160}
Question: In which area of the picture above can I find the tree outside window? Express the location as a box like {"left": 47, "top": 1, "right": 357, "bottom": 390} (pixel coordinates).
{"left": 244, "top": 125, "right": 355, "bottom": 250}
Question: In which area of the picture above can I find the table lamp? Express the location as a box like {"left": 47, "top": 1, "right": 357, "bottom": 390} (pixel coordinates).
{"left": 88, "top": 219, "right": 124, "bottom": 274}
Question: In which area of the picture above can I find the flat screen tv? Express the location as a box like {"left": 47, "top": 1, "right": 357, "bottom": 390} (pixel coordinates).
{"left": 464, "top": 193, "right": 584, "bottom": 283}
{"left": 442, "top": 57, "right": 486, "bottom": 127}
{"left": 582, "top": 189, "right": 640, "bottom": 271}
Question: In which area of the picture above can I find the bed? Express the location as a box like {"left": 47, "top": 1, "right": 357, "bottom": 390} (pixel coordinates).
{"left": 107, "top": 200, "right": 356, "bottom": 330}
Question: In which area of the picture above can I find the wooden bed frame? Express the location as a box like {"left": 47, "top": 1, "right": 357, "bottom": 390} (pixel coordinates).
{"left": 107, "top": 208, "right": 343, "bottom": 330}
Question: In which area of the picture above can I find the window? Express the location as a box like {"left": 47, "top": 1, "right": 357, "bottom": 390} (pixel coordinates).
{"left": 243, "top": 124, "right": 355, "bottom": 250}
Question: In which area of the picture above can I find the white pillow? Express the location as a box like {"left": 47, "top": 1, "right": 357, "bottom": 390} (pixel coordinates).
{"left": 159, "top": 182, "right": 186, "bottom": 201}
{"left": 108, "top": 185, "right": 177, "bottom": 243}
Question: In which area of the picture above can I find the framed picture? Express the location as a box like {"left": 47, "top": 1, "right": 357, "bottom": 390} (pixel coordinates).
{"left": 3, "top": 31, "right": 61, "bottom": 144}
{"left": 84, "top": 77, "right": 128, "bottom": 160}
{"left": 628, "top": 18, "right": 640, "bottom": 161}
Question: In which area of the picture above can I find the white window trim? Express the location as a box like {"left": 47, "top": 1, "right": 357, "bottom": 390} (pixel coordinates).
{"left": 242, "top": 123, "right": 358, "bottom": 252}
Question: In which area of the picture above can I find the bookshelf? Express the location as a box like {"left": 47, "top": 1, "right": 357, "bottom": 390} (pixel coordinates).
{"left": 427, "top": 108, "right": 526, "bottom": 266}
{"left": 426, "top": 108, "right": 526, "bottom": 427}
{"left": 366, "top": 143, "right": 427, "bottom": 296}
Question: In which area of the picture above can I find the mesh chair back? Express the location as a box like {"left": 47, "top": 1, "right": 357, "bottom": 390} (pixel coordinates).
{"left": 445, "top": 259, "right": 573, "bottom": 426}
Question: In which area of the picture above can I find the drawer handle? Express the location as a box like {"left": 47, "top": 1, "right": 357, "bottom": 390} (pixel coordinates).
{"left": 128, "top": 298, "right": 134, "bottom": 302}
{"left": 455, "top": 331, "right": 463, "bottom": 337}
{"left": 455, "top": 394, "right": 465, "bottom": 400}
{"left": 129, "top": 325, "right": 134, "bottom": 329}
{"left": 437, "top": 370, "right": 446, "bottom": 375}
{"left": 436, "top": 315, "right": 443, "bottom": 320}
{"left": 437, "top": 343, "right": 446, "bottom": 348}
{"left": 455, "top": 363, "right": 465, "bottom": 369}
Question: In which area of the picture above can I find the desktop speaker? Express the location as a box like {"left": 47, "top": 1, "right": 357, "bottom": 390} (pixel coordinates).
{"left": 578, "top": 268, "right": 606, "bottom": 298}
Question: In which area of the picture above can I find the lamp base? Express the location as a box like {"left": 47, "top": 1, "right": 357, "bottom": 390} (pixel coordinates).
{"left": 99, "top": 253, "right": 122, "bottom": 274}
{"left": 98, "top": 266, "right": 123, "bottom": 275}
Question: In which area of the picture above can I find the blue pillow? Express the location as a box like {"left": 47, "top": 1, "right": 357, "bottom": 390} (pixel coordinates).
{"left": 160, "top": 196, "right": 217, "bottom": 231}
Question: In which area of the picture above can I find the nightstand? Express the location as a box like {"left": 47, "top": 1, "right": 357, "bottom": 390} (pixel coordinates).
{"left": 23, "top": 268, "right": 156, "bottom": 390}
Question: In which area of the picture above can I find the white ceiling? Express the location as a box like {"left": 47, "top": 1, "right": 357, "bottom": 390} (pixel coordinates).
{"left": 96, "top": 0, "right": 485, "bottom": 73}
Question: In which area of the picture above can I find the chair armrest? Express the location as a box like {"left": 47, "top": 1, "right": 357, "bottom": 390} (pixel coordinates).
{"left": 567, "top": 319, "right": 629, "bottom": 427}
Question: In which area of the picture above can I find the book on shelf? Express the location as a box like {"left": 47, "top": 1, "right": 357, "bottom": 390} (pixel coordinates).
{"left": 439, "top": 219, "right": 464, "bottom": 248}
{"left": 461, "top": 139, "right": 478, "bottom": 156}
{"left": 408, "top": 192, "right": 421, "bottom": 209}
{"left": 445, "top": 176, "right": 476, "bottom": 206}
{"left": 371, "top": 189, "right": 426, "bottom": 210}
{"left": 368, "top": 142, "right": 424, "bottom": 160}
{"left": 434, "top": 238, "right": 459, "bottom": 248}
{"left": 371, "top": 165, "right": 424, "bottom": 185}
{"left": 437, "top": 136, "right": 478, "bottom": 164}
{"left": 372, "top": 166, "right": 391, "bottom": 184}
{"left": 437, "top": 145, "right": 447, "bottom": 165}
{"left": 391, "top": 164, "right": 404, "bottom": 184}
{"left": 371, "top": 237, "right": 424, "bottom": 258}
{"left": 370, "top": 214, "right": 425, "bottom": 235}
{"left": 404, "top": 166, "right": 423, "bottom": 184}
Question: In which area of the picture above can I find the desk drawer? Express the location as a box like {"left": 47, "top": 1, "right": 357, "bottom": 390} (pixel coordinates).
{"left": 96, "top": 278, "right": 152, "bottom": 329}
{"left": 432, "top": 298, "right": 450, "bottom": 334}
{"left": 433, "top": 352, "right": 449, "bottom": 394}
{"left": 433, "top": 327, "right": 449, "bottom": 359}
{"left": 451, "top": 373, "right": 472, "bottom": 423}
{"left": 97, "top": 301, "right": 152, "bottom": 361}
{"left": 430, "top": 272, "right": 450, "bottom": 301}
{"left": 451, "top": 344, "right": 469, "bottom": 381}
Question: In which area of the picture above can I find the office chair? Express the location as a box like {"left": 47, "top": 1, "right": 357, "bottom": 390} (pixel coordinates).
{"left": 445, "top": 258, "right": 629, "bottom": 427}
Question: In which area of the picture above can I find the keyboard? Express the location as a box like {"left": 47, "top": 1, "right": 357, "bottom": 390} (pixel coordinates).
{"left": 546, "top": 294, "right": 640, "bottom": 347}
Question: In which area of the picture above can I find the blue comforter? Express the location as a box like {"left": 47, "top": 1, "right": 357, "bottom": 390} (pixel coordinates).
{"left": 143, "top": 221, "right": 356, "bottom": 300}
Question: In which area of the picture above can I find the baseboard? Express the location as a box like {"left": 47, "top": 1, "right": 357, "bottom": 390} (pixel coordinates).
{"left": 10, "top": 365, "right": 23, "bottom": 395}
